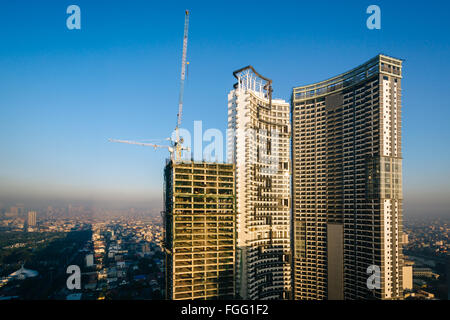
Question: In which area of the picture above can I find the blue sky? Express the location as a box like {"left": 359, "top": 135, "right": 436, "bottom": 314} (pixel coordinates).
{"left": 0, "top": 1, "right": 449, "bottom": 215}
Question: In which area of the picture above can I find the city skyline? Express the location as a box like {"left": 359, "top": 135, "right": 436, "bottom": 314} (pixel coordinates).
{"left": 1, "top": 1, "right": 449, "bottom": 218}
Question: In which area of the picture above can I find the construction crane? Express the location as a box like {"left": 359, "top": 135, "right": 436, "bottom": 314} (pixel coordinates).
{"left": 109, "top": 10, "right": 191, "bottom": 162}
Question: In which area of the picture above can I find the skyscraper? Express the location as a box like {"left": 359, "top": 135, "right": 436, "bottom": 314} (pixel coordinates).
{"left": 228, "top": 66, "right": 291, "bottom": 299}
{"left": 164, "top": 161, "right": 236, "bottom": 300}
{"left": 291, "top": 54, "right": 404, "bottom": 300}
{"left": 27, "top": 211, "right": 37, "bottom": 227}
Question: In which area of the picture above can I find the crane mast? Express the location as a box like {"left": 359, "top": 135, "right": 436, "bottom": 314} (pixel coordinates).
{"left": 108, "top": 139, "right": 173, "bottom": 152}
{"left": 175, "top": 10, "right": 190, "bottom": 161}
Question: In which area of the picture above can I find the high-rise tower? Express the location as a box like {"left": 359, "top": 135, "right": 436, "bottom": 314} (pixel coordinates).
{"left": 228, "top": 66, "right": 291, "bottom": 299}
{"left": 291, "top": 54, "right": 404, "bottom": 300}
{"left": 27, "top": 211, "right": 37, "bottom": 227}
{"left": 164, "top": 161, "right": 236, "bottom": 300}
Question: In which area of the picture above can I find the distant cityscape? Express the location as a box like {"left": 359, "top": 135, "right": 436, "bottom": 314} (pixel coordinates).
{"left": 402, "top": 217, "right": 449, "bottom": 299}
{"left": 0, "top": 203, "right": 165, "bottom": 300}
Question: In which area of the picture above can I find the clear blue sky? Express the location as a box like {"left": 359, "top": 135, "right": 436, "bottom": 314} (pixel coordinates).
{"left": 0, "top": 0, "right": 449, "bottom": 216}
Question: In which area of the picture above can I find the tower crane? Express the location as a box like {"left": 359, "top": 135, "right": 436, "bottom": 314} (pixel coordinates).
{"left": 109, "top": 10, "right": 191, "bottom": 162}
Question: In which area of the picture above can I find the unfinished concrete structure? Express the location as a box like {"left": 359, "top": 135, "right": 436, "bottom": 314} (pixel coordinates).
{"left": 164, "top": 161, "right": 236, "bottom": 300}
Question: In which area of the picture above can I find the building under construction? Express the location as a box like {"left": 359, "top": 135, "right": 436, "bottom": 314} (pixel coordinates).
{"left": 164, "top": 161, "right": 236, "bottom": 300}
